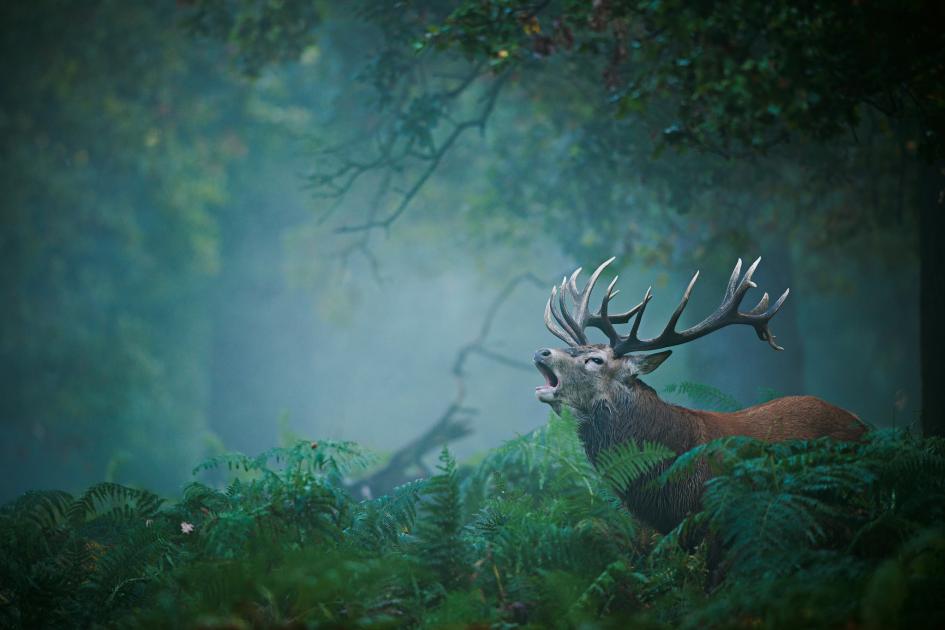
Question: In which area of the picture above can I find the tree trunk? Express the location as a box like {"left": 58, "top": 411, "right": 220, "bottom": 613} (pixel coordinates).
{"left": 920, "top": 162, "right": 945, "bottom": 436}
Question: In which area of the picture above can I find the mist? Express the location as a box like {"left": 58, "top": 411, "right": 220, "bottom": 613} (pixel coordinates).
{"left": 0, "top": 2, "right": 922, "bottom": 502}
{"left": 4, "top": 3, "right": 943, "bottom": 627}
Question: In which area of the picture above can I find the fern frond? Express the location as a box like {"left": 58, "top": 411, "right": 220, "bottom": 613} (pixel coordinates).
{"left": 664, "top": 381, "right": 742, "bottom": 412}
{"left": 69, "top": 482, "right": 163, "bottom": 526}
{"left": 417, "top": 448, "right": 467, "bottom": 588}
{"left": 12, "top": 490, "right": 75, "bottom": 530}
{"left": 570, "top": 559, "right": 646, "bottom": 617}
{"left": 348, "top": 478, "right": 425, "bottom": 551}
{"left": 595, "top": 440, "right": 674, "bottom": 493}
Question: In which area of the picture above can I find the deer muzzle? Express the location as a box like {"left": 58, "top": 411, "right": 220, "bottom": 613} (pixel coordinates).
{"left": 533, "top": 349, "right": 560, "bottom": 403}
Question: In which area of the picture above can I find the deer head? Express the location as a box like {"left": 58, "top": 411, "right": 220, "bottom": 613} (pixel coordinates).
{"left": 533, "top": 257, "right": 790, "bottom": 415}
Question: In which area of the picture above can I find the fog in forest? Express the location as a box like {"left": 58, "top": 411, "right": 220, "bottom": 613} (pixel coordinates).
{"left": 0, "top": 3, "right": 922, "bottom": 503}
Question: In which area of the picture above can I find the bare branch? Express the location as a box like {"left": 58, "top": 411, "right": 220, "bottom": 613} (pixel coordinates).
{"left": 352, "top": 271, "right": 544, "bottom": 495}
{"left": 319, "top": 70, "right": 509, "bottom": 235}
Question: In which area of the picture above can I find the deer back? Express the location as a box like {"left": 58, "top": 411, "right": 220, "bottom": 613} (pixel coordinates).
{"left": 700, "top": 395, "right": 867, "bottom": 442}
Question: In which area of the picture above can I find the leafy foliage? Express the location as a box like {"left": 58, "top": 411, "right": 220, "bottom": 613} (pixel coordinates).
{"left": 658, "top": 430, "right": 945, "bottom": 626}
{"left": 424, "top": 0, "right": 945, "bottom": 161}
{"left": 183, "top": 0, "right": 322, "bottom": 75}
{"left": 417, "top": 447, "right": 467, "bottom": 589}
{"left": 0, "top": 483, "right": 172, "bottom": 628}
{"left": 595, "top": 439, "right": 675, "bottom": 492}
{"left": 2, "top": 410, "right": 944, "bottom": 628}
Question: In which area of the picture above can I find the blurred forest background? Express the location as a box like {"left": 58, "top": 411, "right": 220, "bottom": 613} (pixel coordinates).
{"left": 1, "top": 0, "right": 939, "bottom": 502}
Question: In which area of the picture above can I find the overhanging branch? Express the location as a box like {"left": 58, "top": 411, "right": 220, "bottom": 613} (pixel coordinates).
{"left": 309, "top": 66, "right": 508, "bottom": 238}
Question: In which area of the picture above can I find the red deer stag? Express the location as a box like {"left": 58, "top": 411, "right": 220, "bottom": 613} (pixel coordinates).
{"left": 533, "top": 257, "right": 866, "bottom": 534}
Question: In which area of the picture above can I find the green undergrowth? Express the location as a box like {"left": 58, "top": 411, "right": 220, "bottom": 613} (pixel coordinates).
{"left": 1, "top": 411, "right": 944, "bottom": 628}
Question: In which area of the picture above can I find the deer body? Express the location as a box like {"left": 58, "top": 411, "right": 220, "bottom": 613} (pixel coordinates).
{"left": 568, "top": 371, "right": 865, "bottom": 533}
{"left": 533, "top": 257, "right": 866, "bottom": 534}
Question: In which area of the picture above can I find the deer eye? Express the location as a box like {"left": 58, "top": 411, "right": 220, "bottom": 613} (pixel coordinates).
{"left": 585, "top": 357, "right": 604, "bottom": 366}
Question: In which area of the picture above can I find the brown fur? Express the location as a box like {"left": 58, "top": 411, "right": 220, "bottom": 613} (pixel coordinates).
{"left": 535, "top": 344, "right": 866, "bottom": 533}
{"left": 700, "top": 395, "right": 866, "bottom": 442}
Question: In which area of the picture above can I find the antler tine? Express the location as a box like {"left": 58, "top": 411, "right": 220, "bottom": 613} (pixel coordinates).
{"left": 549, "top": 285, "right": 580, "bottom": 345}
{"left": 566, "top": 267, "right": 583, "bottom": 304}
{"left": 557, "top": 277, "right": 588, "bottom": 344}
{"left": 609, "top": 257, "right": 790, "bottom": 356}
{"left": 771, "top": 287, "right": 790, "bottom": 314}
{"left": 544, "top": 294, "right": 577, "bottom": 345}
{"left": 593, "top": 276, "right": 622, "bottom": 345}
{"left": 597, "top": 297, "right": 646, "bottom": 324}
{"left": 724, "top": 258, "right": 743, "bottom": 300}
{"left": 747, "top": 292, "right": 769, "bottom": 316}
{"left": 570, "top": 257, "right": 615, "bottom": 325}
{"left": 605, "top": 275, "right": 619, "bottom": 302}
{"left": 543, "top": 258, "right": 620, "bottom": 347}
{"left": 588, "top": 275, "right": 649, "bottom": 324}
{"left": 627, "top": 286, "right": 653, "bottom": 340}
{"left": 661, "top": 270, "right": 700, "bottom": 337}
{"left": 732, "top": 257, "right": 761, "bottom": 305}
{"left": 550, "top": 283, "right": 583, "bottom": 345}
{"left": 757, "top": 288, "right": 790, "bottom": 350}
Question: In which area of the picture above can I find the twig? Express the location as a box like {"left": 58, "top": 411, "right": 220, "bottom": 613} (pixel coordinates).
{"left": 330, "top": 72, "right": 510, "bottom": 235}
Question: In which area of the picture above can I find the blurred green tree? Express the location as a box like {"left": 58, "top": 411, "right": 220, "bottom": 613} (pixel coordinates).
{"left": 0, "top": 1, "right": 244, "bottom": 496}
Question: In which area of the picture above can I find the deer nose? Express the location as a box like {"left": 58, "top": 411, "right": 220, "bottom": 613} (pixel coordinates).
{"left": 534, "top": 348, "right": 553, "bottom": 361}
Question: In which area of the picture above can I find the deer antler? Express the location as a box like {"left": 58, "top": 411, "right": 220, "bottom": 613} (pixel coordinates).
{"left": 544, "top": 257, "right": 647, "bottom": 346}
{"left": 544, "top": 257, "right": 790, "bottom": 355}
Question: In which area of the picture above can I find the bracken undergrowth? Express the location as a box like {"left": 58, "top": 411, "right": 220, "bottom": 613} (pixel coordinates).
{"left": 1, "top": 406, "right": 943, "bottom": 628}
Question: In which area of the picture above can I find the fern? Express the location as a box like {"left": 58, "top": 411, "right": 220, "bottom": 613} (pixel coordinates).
{"left": 13, "top": 490, "right": 75, "bottom": 530}
{"left": 69, "top": 482, "right": 164, "bottom": 526}
{"left": 417, "top": 447, "right": 467, "bottom": 589}
{"left": 463, "top": 409, "right": 596, "bottom": 510}
{"left": 347, "top": 478, "right": 425, "bottom": 552}
{"left": 570, "top": 559, "right": 648, "bottom": 618}
{"left": 594, "top": 439, "right": 675, "bottom": 493}
{"left": 664, "top": 381, "right": 742, "bottom": 412}
{"left": 193, "top": 439, "right": 377, "bottom": 482}
{"left": 3, "top": 408, "right": 945, "bottom": 628}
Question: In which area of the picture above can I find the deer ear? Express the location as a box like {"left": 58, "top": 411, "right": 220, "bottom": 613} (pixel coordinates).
{"left": 626, "top": 350, "right": 672, "bottom": 375}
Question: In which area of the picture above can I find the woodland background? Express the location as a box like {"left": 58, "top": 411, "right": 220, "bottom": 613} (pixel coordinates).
{"left": 0, "top": 0, "right": 938, "bottom": 502}
{"left": 2, "top": 2, "right": 945, "bottom": 628}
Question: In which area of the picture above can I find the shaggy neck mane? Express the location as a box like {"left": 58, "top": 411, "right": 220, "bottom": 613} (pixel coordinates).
{"left": 575, "top": 379, "right": 703, "bottom": 465}
{"left": 571, "top": 377, "right": 709, "bottom": 534}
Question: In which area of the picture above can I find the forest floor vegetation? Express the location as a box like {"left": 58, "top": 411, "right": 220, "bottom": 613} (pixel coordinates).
{"left": 1, "top": 404, "right": 943, "bottom": 628}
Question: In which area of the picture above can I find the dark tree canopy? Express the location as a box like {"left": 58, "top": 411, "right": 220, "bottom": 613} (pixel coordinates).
{"left": 430, "top": 0, "right": 945, "bottom": 160}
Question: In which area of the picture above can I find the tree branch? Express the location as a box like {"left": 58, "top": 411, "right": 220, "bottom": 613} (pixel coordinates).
{"left": 352, "top": 271, "right": 544, "bottom": 496}
{"left": 319, "top": 70, "right": 509, "bottom": 236}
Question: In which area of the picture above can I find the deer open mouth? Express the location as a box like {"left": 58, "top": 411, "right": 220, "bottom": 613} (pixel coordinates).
{"left": 534, "top": 361, "right": 559, "bottom": 402}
